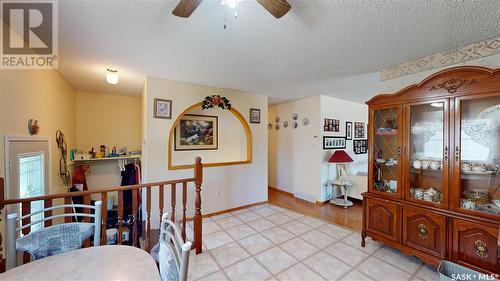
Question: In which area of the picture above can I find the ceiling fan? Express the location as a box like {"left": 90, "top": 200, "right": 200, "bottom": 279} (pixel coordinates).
{"left": 172, "top": 0, "right": 291, "bottom": 19}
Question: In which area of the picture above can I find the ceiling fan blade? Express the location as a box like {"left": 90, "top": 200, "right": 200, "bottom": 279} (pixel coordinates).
{"left": 172, "top": 0, "right": 203, "bottom": 18}
{"left": 256, "top": 0, "right": 291, "bottom": 19}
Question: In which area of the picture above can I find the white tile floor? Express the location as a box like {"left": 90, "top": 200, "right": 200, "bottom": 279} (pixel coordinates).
{"left": 186, "top": 203, "right": 439, "bottom": 281}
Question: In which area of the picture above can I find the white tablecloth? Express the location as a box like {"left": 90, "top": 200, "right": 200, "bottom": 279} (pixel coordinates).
{"left": 0, "top": 245, "right": 161, "bottom": 281}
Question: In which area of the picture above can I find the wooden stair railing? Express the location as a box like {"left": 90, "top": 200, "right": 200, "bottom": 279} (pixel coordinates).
{"left": 0, "top": 157, "right": 203, "bottom": 272}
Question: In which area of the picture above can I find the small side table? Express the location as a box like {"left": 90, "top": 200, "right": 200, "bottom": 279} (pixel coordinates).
{"left": 330, "top": 180, "right": 353, "bottom": 208}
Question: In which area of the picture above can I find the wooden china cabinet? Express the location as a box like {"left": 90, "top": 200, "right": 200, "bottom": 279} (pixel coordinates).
{"left": 362, "top": 66, "right": 500, "bottom": 275}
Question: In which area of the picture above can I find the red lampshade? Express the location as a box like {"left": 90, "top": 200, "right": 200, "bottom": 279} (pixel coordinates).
{"left": 328, "top": 150, "right": 354, "bottom": 163}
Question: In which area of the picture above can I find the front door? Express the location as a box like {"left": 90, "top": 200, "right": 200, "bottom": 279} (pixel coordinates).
{"left": 6, "top": 137, "right": 50, "bottom": 230}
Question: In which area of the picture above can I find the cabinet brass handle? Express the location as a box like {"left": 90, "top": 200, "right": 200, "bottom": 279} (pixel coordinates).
{"left": 444, "top": 146, "right": 448, "bottom": 161}
{"left": 455, "top": 146, "right": 460, "bottom": 161}
{"left": 397, "top": 147, "right": 401, "bottom": 158}
{"left": 474, "top": 240, "right": 488, "bottom": 259}
{"left": 417, "top": 224, "right": 428, "bottom": 239}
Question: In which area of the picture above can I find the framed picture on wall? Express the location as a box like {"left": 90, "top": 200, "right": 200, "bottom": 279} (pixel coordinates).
{"left": 174, "top": 114, "right": 218, "bottom": 151}
{"left": 249, "top": 108, "right": 260, "bottom": 124}
{"left": 354, "top": 122, "right": 365, "bottom": 138}
{"left": 346, "top": 122, "right": 352, "bottom": 140}
{"left": 353, "top": 139, "right": 368, "bottom": 154}
{"left": 154, "top": 98, "right": 172, "bottom": 119}
{"left": 332, "top": 119, "right": 339, "bottom": 132}
{"left": 323, "top": 136, "right": 346, "bottom": 149}
{"left": 323, "top": 118, "right": 340, "bottom": 132}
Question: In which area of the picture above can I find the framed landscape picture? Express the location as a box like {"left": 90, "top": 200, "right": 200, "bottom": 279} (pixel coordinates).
{"left": 323, "top": 136, "right": 346, "bottom": 149}
{"left": 249, "top": 108, "right": 260, "bottom": 124}
{"left": 346, "top": 121, "right": 352, "bottom": 140}
{"left": 175, "top": 114, "right": 218, "bottom": 151}
{"left": 154, "top": 98, "right": 172, "bottom": 119}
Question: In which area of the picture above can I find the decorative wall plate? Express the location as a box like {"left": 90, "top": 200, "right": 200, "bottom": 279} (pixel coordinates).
{"left": 302, "top": 118, "right": 309, "bottom": 126}
{"left": 292, "top": 113, "right": 298, "bottom": 120}
{"left": 275, "top": 123, "right": 280, "bottom": 130}
{"left": 283, "top": 121, "right": 288, "bottom": 128}
{"left": 292, "top": 121, "right": 298, "bottom": 129}
{"left": 275, "top": 116, "right": 280, "bottom": 123}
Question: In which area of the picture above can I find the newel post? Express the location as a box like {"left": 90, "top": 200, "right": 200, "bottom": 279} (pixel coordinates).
{"left": 194, "top": 157, "right": 203, "bottom": 254}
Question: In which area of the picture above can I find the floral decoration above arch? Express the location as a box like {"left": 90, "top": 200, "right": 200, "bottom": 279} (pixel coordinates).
{"left": 201, "top": 95, "right": 231, "bottom": 110}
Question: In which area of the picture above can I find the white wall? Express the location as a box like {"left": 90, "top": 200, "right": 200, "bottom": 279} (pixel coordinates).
{"left": 268, "top": 95, "right": 368, "bottom": 202}
{"left": 268, "top": 96, "right": 322, "bottom": 202}
{"left": 320, "top": 95, "right": 368, "bottom": 201}
{"left": 143, "top": 76, "right": 268, "bottom": 226}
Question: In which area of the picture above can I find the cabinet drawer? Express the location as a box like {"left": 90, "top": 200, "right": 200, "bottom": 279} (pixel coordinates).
{"left": 403, "top": 207, "right": 446, "bottom": 258}
{"left": 365, "top": 198, "right": 401, "bottom": 242}
{"left": 452, "top": 219, "right": 500, "bottom": 274}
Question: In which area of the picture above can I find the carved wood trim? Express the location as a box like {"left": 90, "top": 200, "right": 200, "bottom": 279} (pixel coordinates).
{"left": 367, "top": 66, "right": 500, "bottom": 106}
{"left": 429, "top": 78, "right": 479, "bottom": 93}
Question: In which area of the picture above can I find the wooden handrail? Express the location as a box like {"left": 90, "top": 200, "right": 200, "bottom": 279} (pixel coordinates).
{"left": 1, "top": 178, "right": 196, "bottom": 205}
{"left": 0, "top": 158, "right": 204, "bottom": 271}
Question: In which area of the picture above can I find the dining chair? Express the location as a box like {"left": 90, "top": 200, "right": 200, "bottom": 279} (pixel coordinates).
{"left": 6, "top": 200, "right": 102, "bottom": 270}
{"left": 156, "top": 213, "right": 192, "bottom": 281}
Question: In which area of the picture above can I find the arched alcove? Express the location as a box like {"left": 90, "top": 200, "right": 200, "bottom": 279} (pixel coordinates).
{"left": 168, "top": 102, "right": 252, "bottom": 170}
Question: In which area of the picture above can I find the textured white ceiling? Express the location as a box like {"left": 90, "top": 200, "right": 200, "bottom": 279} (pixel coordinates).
{"left": 57, "top": 0, "right": 500, "bottom": 104}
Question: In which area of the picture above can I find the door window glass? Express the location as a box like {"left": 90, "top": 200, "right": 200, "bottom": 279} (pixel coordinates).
{"left": 19, "top": 153, "right": 45, "bottom": 231}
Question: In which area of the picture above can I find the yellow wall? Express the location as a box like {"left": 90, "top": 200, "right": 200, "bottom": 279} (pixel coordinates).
{"left": 0, "top": 69, "right": 76, "bottom": 261}
{"left": 75, "top": 91, "right": 141, "bottom": 153}
{"left": 0, "top": 70, "right": 76, "bottom": 194}
{"left": 73, "top": 91, "right": 141, "bottom": 194}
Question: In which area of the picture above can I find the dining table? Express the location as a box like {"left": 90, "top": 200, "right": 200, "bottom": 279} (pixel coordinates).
{"left": 0, "top": 245, "right": 161, "bottom": 281}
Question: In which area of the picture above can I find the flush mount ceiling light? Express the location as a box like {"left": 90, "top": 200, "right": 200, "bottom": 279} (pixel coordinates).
{"left": 106, "top": 68, "right": 119, "bottom": 85}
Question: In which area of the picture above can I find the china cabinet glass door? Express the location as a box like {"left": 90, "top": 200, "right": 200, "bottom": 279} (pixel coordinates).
{"left": 406, "top": 101, "right": 448, "bottom": 207}
{"left": 372, "top": 106, "right": 402, "bottom": 196}
{"left": 456, "top": 95, "right": 500, "bottom": 218}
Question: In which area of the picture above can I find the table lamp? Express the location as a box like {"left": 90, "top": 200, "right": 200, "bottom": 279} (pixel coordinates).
{"left": 328, "top": 150, "right": 354, "bottom": 182}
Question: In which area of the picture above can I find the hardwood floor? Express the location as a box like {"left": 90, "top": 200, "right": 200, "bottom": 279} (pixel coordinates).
{"left": 268, "top": 187, "right": 363, "bottom": 232}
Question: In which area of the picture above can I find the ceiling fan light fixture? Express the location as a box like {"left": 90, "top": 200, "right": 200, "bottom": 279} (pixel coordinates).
{"left": 106, "top": 68, "right": 119, "bottom": 85}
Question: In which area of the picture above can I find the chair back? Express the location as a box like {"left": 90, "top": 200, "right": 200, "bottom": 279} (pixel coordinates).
{"left": 158, "top": 213, "right": 192, "bottom": 281}
{"left": 6, "top": 201, "right": 102, "bottom": 270}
